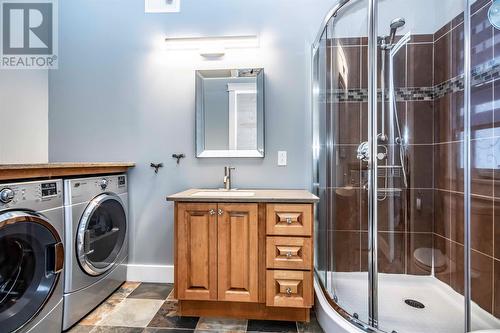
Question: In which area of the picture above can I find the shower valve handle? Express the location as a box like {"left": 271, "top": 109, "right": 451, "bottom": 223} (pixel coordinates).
{"left": 356, "top": 141, "right": 370, "bottom": 162}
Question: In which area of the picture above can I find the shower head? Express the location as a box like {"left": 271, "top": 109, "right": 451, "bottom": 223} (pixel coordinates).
{"left": 389, "top": 17, "right": 406, "bottom": 44}
{"left": 390, "top": 17, "right": 406, "bottom": 30}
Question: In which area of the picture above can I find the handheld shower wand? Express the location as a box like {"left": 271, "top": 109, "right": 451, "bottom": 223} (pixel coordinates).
{"left": 388, "top": 18, "right": 406, "bottom": 45}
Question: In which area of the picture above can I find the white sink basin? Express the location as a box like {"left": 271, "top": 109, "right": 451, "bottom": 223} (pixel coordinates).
{"left": 191, "top": 190, "right": 255, "bottom": 197}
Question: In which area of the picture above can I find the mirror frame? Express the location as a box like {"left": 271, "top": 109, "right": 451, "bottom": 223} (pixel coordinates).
{"left": 195, "top": 68, "right": 265, "bottom": 158}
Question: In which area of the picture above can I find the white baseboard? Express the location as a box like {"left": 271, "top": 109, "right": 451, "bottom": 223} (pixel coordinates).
{"left": 126, "top": 264, "right": 174, "bottom": 283}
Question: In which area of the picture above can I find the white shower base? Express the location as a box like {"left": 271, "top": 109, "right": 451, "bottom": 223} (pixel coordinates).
{"left": 315, "top": 272, "right": 500, "bottom": 333}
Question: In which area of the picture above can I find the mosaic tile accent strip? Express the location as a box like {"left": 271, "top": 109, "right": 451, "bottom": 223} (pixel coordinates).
{"left": 320, "top": 59, "right": 500, "bottom": 103}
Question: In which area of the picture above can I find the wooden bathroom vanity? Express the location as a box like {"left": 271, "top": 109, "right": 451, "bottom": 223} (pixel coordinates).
{"left": 167, "top": 189, "right": 319, "bottom": 322}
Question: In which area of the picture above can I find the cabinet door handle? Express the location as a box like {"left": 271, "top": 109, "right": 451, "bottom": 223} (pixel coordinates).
{"left": 209, "top": 209, "right": 216, "bottom": 216}
{"left": 218, "top": 209, "right": 224, "bottom": 216}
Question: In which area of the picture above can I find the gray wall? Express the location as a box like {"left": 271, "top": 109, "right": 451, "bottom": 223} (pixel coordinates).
{"left": 48, "top": 0, "right": 332, "bottom": 267}
{"left": 1, "top": 71, "right": 48, "bottom": 163}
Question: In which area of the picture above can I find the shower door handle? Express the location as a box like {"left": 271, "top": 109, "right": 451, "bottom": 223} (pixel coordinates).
{"left": 416, "top": 196, "right": 422, "bottom": 211}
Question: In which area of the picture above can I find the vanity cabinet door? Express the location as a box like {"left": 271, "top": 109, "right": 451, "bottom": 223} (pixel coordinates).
{"left": 217, "top": 203, "right": 259, "bottom": 302}
{"left": 176, "top": 203, "right": 218, "bottom": 301}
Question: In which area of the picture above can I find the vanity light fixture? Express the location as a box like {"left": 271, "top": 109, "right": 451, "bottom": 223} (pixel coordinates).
{"left": 164, "top": 35, "right": 259, "bottom": 57}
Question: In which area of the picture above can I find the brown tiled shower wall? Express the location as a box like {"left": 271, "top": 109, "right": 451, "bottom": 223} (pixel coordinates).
{"left": 328, "top": 32, "right": 436, "bottom": 277}
{"left": 433, "top": 0, "right": 499, "bottom": 318}
{"left": 328, "top": 0, "right": 499, "bottom": 318}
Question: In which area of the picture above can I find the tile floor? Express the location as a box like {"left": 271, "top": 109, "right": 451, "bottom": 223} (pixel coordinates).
{"left": 67, "top": 282, "right": 324, "bottom": 333}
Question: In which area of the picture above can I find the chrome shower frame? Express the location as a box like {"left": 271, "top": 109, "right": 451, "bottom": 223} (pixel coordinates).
{"left": 463, "top": 1, "right": 472, "bottom": 331}
{"left": 311, "top": 0, "right": 473, "bottom": 332}
{"left": 367, "top": 0, "right": 378, "bottom": 327}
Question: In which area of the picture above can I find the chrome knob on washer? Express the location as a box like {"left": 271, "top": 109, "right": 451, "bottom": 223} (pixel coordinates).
{"left": 99, "top": 179, "right": 108, "bottom": 190}
{"left": 0, "top": 188, "right": 15, "bottom": 203}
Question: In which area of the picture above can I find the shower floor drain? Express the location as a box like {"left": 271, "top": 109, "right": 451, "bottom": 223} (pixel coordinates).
{"left": 404, "top": 299, "right": 425, "bottom": 309}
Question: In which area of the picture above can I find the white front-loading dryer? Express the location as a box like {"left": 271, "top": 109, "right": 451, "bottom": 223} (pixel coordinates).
{"left": 0, "top": 179, "right": 64, "bottom": 333}
{"left": 62, "top": 174, "right": 128, "bottom": 330}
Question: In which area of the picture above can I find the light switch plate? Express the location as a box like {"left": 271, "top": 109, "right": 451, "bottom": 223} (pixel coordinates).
{"left": 145, "top": 0, "right": 180, "bottom": 13}
{"left": 278, "top": 151, "right": 287, "bottom": 166}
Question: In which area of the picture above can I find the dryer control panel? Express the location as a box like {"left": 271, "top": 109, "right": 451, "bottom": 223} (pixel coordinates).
{"left": 65, "top": 174, "right": 128, "bottom": 205}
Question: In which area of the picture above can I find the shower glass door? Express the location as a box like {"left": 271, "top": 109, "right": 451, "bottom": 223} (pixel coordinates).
{"left": 312, "top": 0, "right": 372, "bottom": 326}
{"left": 374, "top": 1, "right": 467, "bottom": 332}
{"left": 468, "top": 0, "right": 500, "bottom": 330}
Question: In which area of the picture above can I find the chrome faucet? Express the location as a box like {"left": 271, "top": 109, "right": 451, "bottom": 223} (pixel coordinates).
{"left": 223, "top": 166, "right": 235, "bottom": 190}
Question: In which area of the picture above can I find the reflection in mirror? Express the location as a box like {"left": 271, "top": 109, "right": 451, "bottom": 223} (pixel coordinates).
{"left": 196, "top": 68, "right": 264, "bottom": 158}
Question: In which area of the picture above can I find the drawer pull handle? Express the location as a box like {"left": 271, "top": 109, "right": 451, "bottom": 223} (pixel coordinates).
{"left": 209, "top": 209, "right": 216, "bottom": 216}
{"left": 286, "top": 287, "right": 292, "bottom": 296}
{"left": 286, "top": 217, "right": 292, "bottom": 225}
{"left": 286, "top": 251, "right": 293, "bottom": 259}
{"left": 218, "top": 209, "right": 224, "bottom": 216}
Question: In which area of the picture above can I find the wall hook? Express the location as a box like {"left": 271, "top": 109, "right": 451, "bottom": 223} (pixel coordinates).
{"left": 172, "top": 153, "right": 185, "bottom": 164}
{"left": 150, "top": 162, "right": 164, "bottom": 174}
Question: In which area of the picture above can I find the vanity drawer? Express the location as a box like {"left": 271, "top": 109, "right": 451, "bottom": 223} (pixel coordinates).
{"left": 266, "top": 270, "right": 312, "bottom": 308}
{"left": 266, "top": 204, "right": 312, "bottom": 236}
{"left": 266, "top": 236, "right": 312, "bottom": 270}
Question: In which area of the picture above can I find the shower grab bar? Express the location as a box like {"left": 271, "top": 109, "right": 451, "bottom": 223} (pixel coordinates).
{"left": 377, "top": 165, "right": 402, "bottom": 169}
{"left": 312, "top": 0, "right": 351, "bottom": 51}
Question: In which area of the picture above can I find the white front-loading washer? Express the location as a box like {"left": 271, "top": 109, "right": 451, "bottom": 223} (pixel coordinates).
{"left": 62, "top": 174, "right": 128, "bottom": 330}
{"left": 0, "top": 179, "right": 64, "bottom": 333}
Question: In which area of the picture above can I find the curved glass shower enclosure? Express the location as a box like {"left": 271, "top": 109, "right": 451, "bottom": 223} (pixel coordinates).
{"left": 312, "top": 0, "right": 500, "bottom": 332}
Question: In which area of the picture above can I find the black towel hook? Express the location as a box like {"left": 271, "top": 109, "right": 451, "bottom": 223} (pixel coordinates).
{"left": 150, "top": 163, "right": 163, "bottom": 174}
{"left": 172, "top": 154, "right": 185, "bottom": 165}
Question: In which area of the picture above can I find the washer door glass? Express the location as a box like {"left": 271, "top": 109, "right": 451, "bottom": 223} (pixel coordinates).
{"left": 77, "top": 194, "right": 127, "bottom": 276}
{"left": 0, "top": 213, "right": 63, "bottom": 333}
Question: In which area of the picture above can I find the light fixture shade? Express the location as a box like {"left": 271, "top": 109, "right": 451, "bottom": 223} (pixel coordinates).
{"left": 164, "top": 35, "right": 259, "bottom": 52}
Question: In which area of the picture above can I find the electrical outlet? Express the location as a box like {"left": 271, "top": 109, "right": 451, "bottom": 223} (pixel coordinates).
{"left": 145, "top": 0, "right": 180, "bottom": 13}
{"left": 278, "top": 151, "right": 287, "bottom": 166}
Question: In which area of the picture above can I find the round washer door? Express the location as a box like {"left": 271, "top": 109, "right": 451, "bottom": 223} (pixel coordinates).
{"left": 77, "top": 193, "right": 127, "bottom": 276}
{"left": 0, "top": 211, "right": 64, "bottom": 333}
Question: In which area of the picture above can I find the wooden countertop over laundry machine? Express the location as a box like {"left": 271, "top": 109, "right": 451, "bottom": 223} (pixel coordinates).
{"left": 0, "top": 162, "right": 135, "bottom": 181}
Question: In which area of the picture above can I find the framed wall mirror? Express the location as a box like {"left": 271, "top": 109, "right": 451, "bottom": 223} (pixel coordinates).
{"left": 196, "top": 68, "right": 264, "bottom": 158}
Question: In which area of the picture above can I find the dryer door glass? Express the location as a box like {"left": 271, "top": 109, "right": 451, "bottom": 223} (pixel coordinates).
{"left": 0, "top": 216, "right": 62, "bottom": 333}
{"left": 78, "top": 195, "right": 127, "bottom": 276}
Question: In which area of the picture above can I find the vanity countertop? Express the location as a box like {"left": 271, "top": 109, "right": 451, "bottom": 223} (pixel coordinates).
{"left": 167, "top": 188, "right": 319, "bottom": 203}
{"left": 0, "top": 162, "right": 135, "bottom": 181}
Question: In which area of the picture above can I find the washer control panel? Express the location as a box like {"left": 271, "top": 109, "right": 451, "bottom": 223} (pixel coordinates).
{"left": 0, "top": 180, "right": 63, "bottom": 210}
